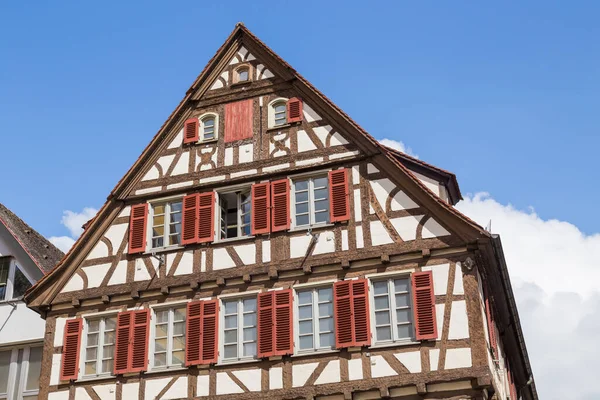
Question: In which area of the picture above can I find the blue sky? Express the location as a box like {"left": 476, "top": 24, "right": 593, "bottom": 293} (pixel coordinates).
{"left": 2, "top": 3, "right": 600, "bottom": 397}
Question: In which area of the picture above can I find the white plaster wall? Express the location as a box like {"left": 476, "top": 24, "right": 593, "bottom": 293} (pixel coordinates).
{"left": 234, "top": 244, "right": 256, "bottom": 265}
{"left": 217, "top": 372, "right": 244, "bottom": 394}
{"left": 341, "top": 229, "right": 349, "bottom": 251}
{"left": 329, "top": 150, "right": 359, "bottom": 160}
{"left": 82, "top": 263, "right": 110, "bottom": 288}
{"left": 370, "top": 355, "right": 396, "bottom": 378}
{"left": 367, "top": 163, "right": 379, "bottom": 174}
{"left": 262, "top": 163, "right": 289, "bottom": 173}
{"left": 354, "top": 189, "right": 362, "bottom": 222}
{"left": 429, "top": 349, "right": 440, "bottom": 371}
{"left": 213, "top": 248, "right": 236, "bottom": 270}
{"left": 145, "top": 377, "right": 187, "bottom": 400}
{"left": 351, "top": 165, "right": 360, "bottom": 185}
{"left": 86, "top": 239, "right": 109, "bottom": 260}
{"left": 445, "top": 348, "right": 472, "bottom": 369}
{"left": 395, "top": 351, "right": 421, "bottom": 373}
{"left": 313, "top": 125, "right": 331, "bottom": 145}
{"left": 270, "top": 366, "right": 283, "bottom": 389}
{"left": 239, "top": 144, "right": 253, "bottom": 163}
{"left": 421, "top": 263, "right": 450, "bottom": 295}
{"left": 435, "top": 304, "right": 445, "bottom": 341}
{"left": 232, "top": 369, "right": 261, "bottom": 391}
{"left": 448, "top": 300, "right": 470, "bottom": 340}
{"left": 50, "top": 354, "right": 61, "bottom": 385}
{"left": 108, "top": 260, "right": 127, "bottom": 285}
{"left": 0, "top": 302, "right": 45, "bottom": 346}
{"left": 93, "top": 384, "right": 116, "bottom": 400}
{"left": 302, "top": 103, "right": 322, "bottom": 122}
{"left": 297, "top": 130, "right": 317, "bottom": 152}
{"left": 48, "top": 391, "right": 69, "bottom": 400}
{"left": 121, "top": 383, "right": 139, "bottom": 400}
{"left": 105, "top": 224, "right": 128, "bottom": 253}
{"left": 330, "top": 132, "right": 349, "bottom": 146}
{"left": 167, "top": 181, "right": 193, "bottom": 190}
{"left": 174, "top": 250, "right": 193, "bottom": 276}
{"left": 355, "top": 226, "right": 364, "bottom": 248}
{"left": 314, "top": 360, "right": 340, "bottom": 385}
{"left": 313, "top": 231, "right": 335, "bottom": 255}
{"left": 348, "top": 358, "right": 363, "bottom": 380}
{"left": 224, "top": 147, "right": 234, "bottom": 166}
{"left": 141, "top": 166, "right": 159, "bottom": 181}
{"left": 168, "top": 129, "right": 183, "bottom": 149}
{"left": 54, "top": 317, "right": 67, "bottom": 347}
{"left": 262, "top": 241, "right": 271, "bottom": 263}
{"left": 295, "top": 157, "right": 323, "bottom": 167}
{"left": 75, "top": 388, "right": 92, "bottom": 400}
{"left": 293, "top": 362, "right": 318, "bottom": 387}
{"left": 172, "top": 152, "right": 189, "bottom": 175}
{"left": 231, "top": 169, "right": 257, "bottom": 178}
{"left": 412, "top": 171, "right": 441, "bottom": 196}
{"left": 454, "top": 265, "right": 465, "bottom": 295}
{"left": 422, "top": 218, "right": 450, "bottom": 238}
{"left": 197, "top": 375, "right": 209, "bottom": 397}
{"left": 389, "top": 215, "right": 423, "bottom": 242}
{"left": 370, "top": 221, "right": 394, "bottom": 246}
{"left": 61, "top": 273, "right": 84, "bottom": 292}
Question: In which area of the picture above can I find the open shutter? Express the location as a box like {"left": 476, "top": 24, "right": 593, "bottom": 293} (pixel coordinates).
{"left": 251, "top": 183, "right": 270, "bottom": 235}
{"left": 329, "top": 169, "right": 350, "bottom": 223}
{"left": 274, "top": 290, "right": 293, "bottom": 356}
{"left": 270, "top": 179, "right": 290, "bottom": 232}
{"left": 130, "top": 309, "right": 150, "bottom": 373}
{"left": 257, "top": 292, "right": 274, "bottom": 358}
{"left": 114, "top": 312, "right": 132, "bottom": 374}
{"left": 183, "top": 118, "right": 199, "bottom": 144}
{"left": 484, "top": 284, "right": 498, "bottom": 357}
{"left": 200, "top": 299, "right": 219, "bottom": 364}
{"left": 197, "top": 192, "right": 215, "bottom": 243}
{"left": 182, "top": 194, "right": 199, "bottom": 245}
{"left": 412, "top": 271, "right": 438, "bottom": 340}
{"left": 287, "top": 98, "right": 303, "bottom": 123}
{"left": 60, "top": 319, "right": 82, "bottom": 381}
{"left": 128, "top": 204, "right": 148, "bottom": 254}
{"left": 186, "top": 301, "right": 202, "bottom": 366}
{"left": 334, "top": 279, "right": 371, "bottom": 348}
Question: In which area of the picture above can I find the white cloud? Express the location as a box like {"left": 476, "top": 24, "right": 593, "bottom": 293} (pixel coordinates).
{"left": 48, "top": 207, "right": 98, "bottom": 252}
{"left": 378, "top": 138, "right": 418, "bottom": 158}
{"left": 457, "top": 192, "right": 600, "bottom": 400}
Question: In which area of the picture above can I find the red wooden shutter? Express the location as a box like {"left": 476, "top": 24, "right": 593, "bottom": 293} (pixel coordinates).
{"left": 257, "top": 292, "right": 274, "bottom": 358}
{"left": 186, "top": 301, "right": 202, "bottom": 366}
{"left": 60, "top": 319, "right": 82, "bottom": 381}
{"left": 128, "top": 204, "right": 148, "bottom": 254}
{"left": 334, "top": 279, "right": 371, "bottom": 348}
{"left": 484, "top": 284, "right": 498, "bottom": 357}
{"left": 287, "top": 98, "right": 303, "bottom": 123}
{"left": 251, "top": 183, "right": 271, "bottom": 235}
{"left": 197, "top": 192, "right": 215, "bottom": 243}
{"left": 329, "top": 169, "right": 350, "bottom": 223}
{"left": 225, "top": 99, "right": 253, "bottom": 142}
{"left": 114, "top": 312, "right": 132, "bottom": 374}
{"left": 183, "top": 118, "right": 199, "bottom": 144}
{"left": 412, "top": 271, "right": 438, "bottom": 340}
{"left": 130, "top": 309, "right": 150, "bottom": 373}
{"left": 274, "top": 290, "right": 293, "bottom": 356}
{"left": 200, "top": 299, "right": 219, "bottom": 364}
{"left": 270, "top": 179, "right": 290, "bottom": 232}
{"left": 182, "top": 194, "right": 199, "bottom": 245}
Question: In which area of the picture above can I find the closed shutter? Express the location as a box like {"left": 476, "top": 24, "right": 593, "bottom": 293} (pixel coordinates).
{"left": 130, "top": 309, "right": 150, "bottom": 373}
{"left": 484, "top": 284, "right": 498, "bottom": 357}
{"left": 186, "top": 299, "right": 219, "bottom": 366}
{"left": 274, "top": 290, "right": 293, "bottom": 356}
{"left": 257, "top": 292, "right": 274, "bottom": 358}
{"left": 334, "top": 279, "right": 371, "bottom": 348}
{"left": 114, "top": 312, "right": 132, "bottom": 374}
{"left": 225, "top": 99, "right": 253, "bottom": 142}
{"left": 251, "top": 183, "right": 271, "bottom": 235}
{"left": 287, "top": 98, "right": 303, "bottom": 123}
{"left": 270, "top": 179, "right": 290, "bottom": 232}
{"left": 60, "top": 319, "right": 82, "bottom": 381}
{"left": 200, "top": 299, "right": 219, "bottom": 364}
{"left": 128, "top": 204, "right": 148, "bottom": 254}
{"left": 181, "top": 194, "right": 199, "bottom": 245}
{"left": 197, "top": 192, "right": 215, "bottom": 243}
{"left": 183, "top": 118, "right": 199, "bottom": 144}
{"left": 412, "top": 271, "right": 438, "bottom": 340}
{"left": 329, "top": 169, "right": 350, "bottom": 223}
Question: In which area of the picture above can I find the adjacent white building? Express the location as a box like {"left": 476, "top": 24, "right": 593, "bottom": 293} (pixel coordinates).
{"left": 0, "top": 203, "right": 63, "bottom": 400}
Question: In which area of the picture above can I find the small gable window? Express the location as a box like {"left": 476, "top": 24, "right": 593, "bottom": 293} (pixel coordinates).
{"left": 201, "top": 116, "right": 216, "bottom": 141}
{"left": 234, "top": 65, "right": 251, "bottom": 84}
{"left": 0, "top": 257, "right": 33, "bottom": 300}
{"left": 238, "top": 67, "right": 249, "bottom": 82}
{"left": 274, "top": 102, "right": 287, "bottom": 126}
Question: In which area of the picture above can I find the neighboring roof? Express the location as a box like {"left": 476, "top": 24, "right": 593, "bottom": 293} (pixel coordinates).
{"left": 384, "top": 146, "right": 463, "bottom": 205}
{"left": 0, "top": 203, "right": 64, "bottom": 274}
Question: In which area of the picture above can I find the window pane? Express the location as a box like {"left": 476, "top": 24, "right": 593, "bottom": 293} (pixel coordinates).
{"left": 103, "top": 345, "right": 114, "bottom": 359}
{"left": 88, "top": 320, "right": 100, "bottom": 332}
{"left": 243, "top": 298, "right": 256, "bottom": 313}
{"left": 313, "top": 188, "right": 328, "bottom": 201}
{"left": 294, "top": 180, "right": 309, "bottom": 192}
{"left": 295, "top": 191, "right": 309, "bottom": 203}
{"left": 397, "top": 324, "right": 412, "bottom": 339}
{"left": 243, "top": 327, "right": 256, "bottom": 342}
{"left": 296, "top": 214, "right": 309, "bottom": 226}
{"left": 314, "top": 210, "right": 328, "bottom": 224}
{"left": 155, "top": 324, "right": 168, "bottom": 338}
{"left": 319, "top": 317, "right": 334, "bottom": 332}
{"left": 318, "top": 303, "right": 333, "bottom": 317}
{"left": 317, "top": 288, "right": 332, "bottom": 303}
{"left": 295, "top": 202, "right": 309, "bottom": 215}
{"left": 274, "top": 104, "right": 286, "bottom": 113}
{"left": 86, "top": 347, "right": 97, "bottom": 361}
{"left": 173, "top": 322, "right": 185, "bottom": 336}
{"left": 396, "top": 309, "right": 411, "bottom": 324}
{"left": 102, "top": 359, "right": 114, "bottom": 374}
{"left": 375, "top": 310, "right": 390, "bottom": 326}
{"left": 395, "top": 294, "right": 410, "bottom": 308}
{"left": 394, "top": 279, "right": 409, "bottom": 293}
{"left": 154, "top": 353, "right": 166, "bottom": 367}
{"left": 156, "top": 310, "right": 169, "bottom": 323}
{"left": 104, "top": 331, "right": 115, "bottom": 344}
{"left": 172, "top": 351, "right": 184, "bottom": 365}
{"left": 174, "top": 308, "right": 186, "bottom": 321}
{"left": 313, "top": 176, "right": 328, "bottom": 188}
{"left": 299, "top": 320, "right": 313, "bottom": 335}
{"left": 85, "top": 361, "right": 96, "bottom": 375}
{"left": 224, "top": 345, "right": 237, "bottom": 359}
{"left": 26, "top": 347, "right": 42, "bottom": 390}
{"left": 224, "top": 330, "right": 237, "bottom": 344}
{"left": 373, "top": 281, "right": 388, "bottom": 295}
{"left": 87, "top": 333, "right": 98, "bottom": 346}
{"left": 173, "top": 336, "right": 185, "bottom": 350}
{"left": 376, "top": 326, "right": 391, "bottom": 341}
{"left": 298, "top": 305, "right": 312, "bottom": 320}
{"left": 105, "top": 318, "right": 116, "bottom": 331}
{"left": 374, "top": 296, "right": 390, "bottom": 310}
{"left": 225, "top": 315, "right": 237, "bottom": 329}
{"left": 155, "top": 338, "right": 168, "bottom": 352}
{"left": 0, "top": 350, "right": 10, "bottom": 393}
{"left": 12, "top": 266, "right": 32, "bottom": 298}
{"left": 299, "top": 335, "right": 313, "bottom": 350}
{"left": 298, "top": 291, "right": 312, "bottom": 305}
{"left": 243, "top": 313, "right": 256, "bottom": 327}
{"left": 224, "top": 301, "right": 237, "bottom": 314}
{"left": 319, "top": 332, "right": 334, "bottom": 348}
{"left": 243, "top": 342, "right": 256, "bottom": 357}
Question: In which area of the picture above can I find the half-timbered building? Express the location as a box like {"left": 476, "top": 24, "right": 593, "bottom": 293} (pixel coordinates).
{"left": 25, "top": 24, "right": 537, "bottom": 400}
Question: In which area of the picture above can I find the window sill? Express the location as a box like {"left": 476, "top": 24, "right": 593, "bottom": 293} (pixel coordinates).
{"left": 292, "top": 349, "right": 338, "bottom": 358}
{"left": 217, "top": 357, "right": 260, "bottom": 366}
{"left": 198, "top": 138, "right": 218, "bottom": 145}
{"left": 288, "top": 223, "right": 335, "bottom": 234}
{"left": 144, "top": 245, "right": 184, "bottom": 256}
{"left": 214, "top": 235, "right": 255, "bottom": 245}
{"left": 266, "top": 124, "right": 292, "bottom": 132}
{"left": 145, "top": 366, "right": 187, "bottom": 375}
{"left": 78, "top": 374, "right": 115, "bottom": 383}
{"left": 367, "top": 340, "right": 420, "bottom": 350}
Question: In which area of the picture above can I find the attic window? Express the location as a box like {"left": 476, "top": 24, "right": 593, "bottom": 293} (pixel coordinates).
{"left": 0, "top": 258, "right": 33, "bottom": 300}
{"left": 237, "top": 67, "right": 249, "bottom": 82}
{"left": 273, "top": 102, "right": 286, "bottom": 126}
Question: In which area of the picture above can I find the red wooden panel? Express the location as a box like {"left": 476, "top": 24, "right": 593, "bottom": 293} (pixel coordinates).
{"left": 114, "top": 312, "right": 132, "bottom": 374}
{"left": 412, "top": 271, "right": 438, "bottom": 340}
{"left": 257, "top": 292, "right": 274, "bottom": 358}
{"left": 329, "top": 169, "right": 350, "bottom": 223}
{"left": 128, "top": 204, "right": 148, "bottom": 254}
{"left": 273, "top": 289, "right": 293, "bottom": 356}
{"left": 183, "top": 118, "right": 199, "bottom": 144}
{"left": 129, "top": 309, "right": 150, "bottom": 373}
{"left": 181, "top": 194, "right": 199, "bottom": 245}
{"left": 270, "top": 179, "right": 290, "bottom": 232}
{"left": 351, "top": 280, "right": 371, "bottom": 346}
{"left": 185, "top": 301, "right": 202, "bottom": 366}
{"left": 224, "top": 99, "right": 253, "bottom": 142}
{"left": 287, "top": 98, "right": 303, "bottom": 123}
{"left": 251, "top": 183, "right": 270, "bottom": 235}
{"left": 60, "top": 319, "right": 82, "bottom": 381}
{"left": 200, "top": 299, "right": 219, "bottom": 364}
{"left": 197, "top": 192, "right": 215, "bottom": 243}
{"left": 334, "top": 281, "right": 353, "bottom": 348}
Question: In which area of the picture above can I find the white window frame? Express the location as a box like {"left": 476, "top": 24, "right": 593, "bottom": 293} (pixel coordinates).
{"left": 293, "top": 284, "right": 335, "bottom": 354}
{"left": 149, "top": 304, "right": 187, "bottom": 371}
{"left": 148, "top": 197, "right": 183, "bottom": 250}
{"left": 216, "top": 187, "right": 252, "bottom": 241}
{"left": 233, "top": 65, "right": 251, "bottom": 84}
{"left": 0, "top": 344, "right": 42, "bottom": 400}
{"left": 80, "top": 315, "right": 117, "bottom": 379}
{"left": 290, "top": 173, "right": 330, "bottom": 229}
{"left": 368, "top": 274, "right": 416, "bottom": 346}
{"left": 198, "top": 112, "right": 219, "bottom": 143}
{"left": 267, "top": 98, "right": 288, "bottom": 128}
{"left": 219, "top": 294, "right": 258, "bottom": 364}
{"left": 0, "top": 257, "right": 34, "bottom": 302}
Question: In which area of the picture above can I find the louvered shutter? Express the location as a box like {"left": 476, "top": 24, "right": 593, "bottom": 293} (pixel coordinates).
{"left": 334, "top": 279, "right": 371, "bottom": 348}
{"left": 183, "top": 118, "right": 199, "bottom": 144}
{"left": 182, "top": 194, "right": 199, "bottom": 245}
{"left": 270, "top": 179, "right": 290, "bottom": 232}
{"left": 274, "top": 290, "right": 293, "bottom": 356}
{"left": 197, "top": 192, "right": 215, "bottom": 243}
{"left": 412, "top": 271, "right": 438, "bottom": 340}
{"left": 128, "top": 204, "right": 148, "bottom": 254}
{"left": 130, "top": 309, "right": 150, "bottom": 373}
{"left": 200, "top": 299, "right": 219, "bottom": 364}
{"left": 114, "top": 312, "right": 132, "bottom": 374}
{"left": 287, "top": 98, "right": 303, "bottom": 123}
{"left": 329, "top": 169, "right": 350, "bottom": 223}
{"left": 60, "top": 319, "right": 82, "bottom": 381}
{"left": 251, "top": 183, "right": 270, "bottom": 235}
{"left": 484, "top": 284, "right": 498, "bottom": 357}
{"left": 225, "top": 99, "right": 253, "bottom": 142}
{"left": 186, "top": 301, "right": 202, "bottom": 366}
{"left": 257, "top": 292, "right": 274, "bottom": 358}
